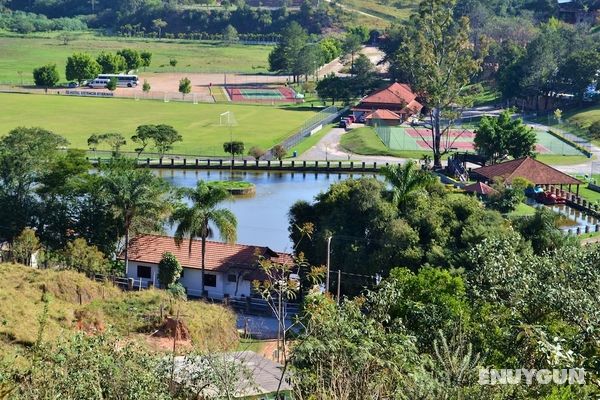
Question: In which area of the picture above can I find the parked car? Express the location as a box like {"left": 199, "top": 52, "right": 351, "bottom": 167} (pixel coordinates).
{"left": 67, "top": 82, "right": 79, "bottom": 88}
{"left": 88, "top": 78, "right": 110, "bottom": 88}
{"left": 357, "top": 114, "right": 366, "bottom": 123}
{"left": 536, "top": 191, "right": 566, "bottom": 205}
{"left": 339, "top": 120, "right": 348, "bottom": 129}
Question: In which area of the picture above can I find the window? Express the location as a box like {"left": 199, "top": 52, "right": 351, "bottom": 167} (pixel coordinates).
{"left": 137, "top": 265, "right": 151, "bottom": 279}
{"left": 204, "top": 274, "right": 217, "bottom": 287}
{"left": 227, "top": 274, "right": 237, "bottom": 283}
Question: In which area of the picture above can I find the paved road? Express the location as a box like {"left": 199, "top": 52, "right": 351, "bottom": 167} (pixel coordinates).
{"left": 298, "top": 126, "right": 408, "bottom": 164}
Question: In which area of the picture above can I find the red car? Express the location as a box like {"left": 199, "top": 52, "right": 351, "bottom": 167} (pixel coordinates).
{"left": 536, "top": 192, "right": 566, "bottom": 205}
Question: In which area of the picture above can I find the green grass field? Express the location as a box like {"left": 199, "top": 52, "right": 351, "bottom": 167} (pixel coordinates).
{"left": 0, "top": 93, "right": 317, "bottom": 156}
{"left": 0, "top": 34, "right": 272, "bottom": 84}
{"left": 338, "top": 0, "right": 414, "bottom": 23}
{"left": 542, "top": 104, "right": 600, "bottom": 146}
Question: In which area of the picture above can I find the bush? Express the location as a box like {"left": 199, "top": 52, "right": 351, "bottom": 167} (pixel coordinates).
{"left": 157, "top": 252, "right": 182, "bottom": 288}
{"left": 589, "top": 120, "right": 600, "bottom": 140}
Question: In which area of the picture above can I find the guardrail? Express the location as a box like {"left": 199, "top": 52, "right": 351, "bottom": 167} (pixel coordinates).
{"left": 89, "top": 157, "right": 394, "bottom": 173}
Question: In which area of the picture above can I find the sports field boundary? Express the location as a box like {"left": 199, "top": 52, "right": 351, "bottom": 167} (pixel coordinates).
{"left": 546, "top": 129, "right": 593, "bottom": 158}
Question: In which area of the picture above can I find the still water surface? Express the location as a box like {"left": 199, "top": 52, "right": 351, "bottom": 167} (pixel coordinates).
{"left": 157, "top": 169, "right": 375, "bottom": 252}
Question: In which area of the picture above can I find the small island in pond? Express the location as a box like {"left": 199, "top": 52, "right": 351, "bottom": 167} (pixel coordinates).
{"left": 208, "top": 180, "right": 256, "bottom": 196}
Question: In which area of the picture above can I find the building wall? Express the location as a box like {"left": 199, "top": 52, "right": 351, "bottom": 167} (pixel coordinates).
{"left": 126, "top": 261, "right": 253, "bottom": 299}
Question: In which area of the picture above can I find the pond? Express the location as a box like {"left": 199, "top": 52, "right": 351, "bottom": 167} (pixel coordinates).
{"left": 157, "top": 169, "right": 376, "bottom": 252}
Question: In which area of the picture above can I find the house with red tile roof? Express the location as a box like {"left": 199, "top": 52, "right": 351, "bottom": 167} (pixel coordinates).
{"left": 353, "top": 82, "right": 423, "bottom": 122}
{"left": 121, "top": 234, "right": 292, "bottom": 299}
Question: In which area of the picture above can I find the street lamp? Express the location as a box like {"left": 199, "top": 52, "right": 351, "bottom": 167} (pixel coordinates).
{"left": 325, "top": 236, "right": 332, "bottom": 293}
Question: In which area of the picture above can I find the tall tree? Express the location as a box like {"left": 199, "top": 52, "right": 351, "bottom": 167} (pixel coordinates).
{"left": 99, "top": 160, "right": 172, "bottom": 275}
{"left": 65, "top": 53, "right": 101, "bottom": 85}
{"left": 171, "top": 182, "right": 237, "bottom": 295}
{"left": 140, "top": 51, "right": 152, "bottom": 71}
{"left": 179, "top": 77, "right": 191, "bottom": 99}
{"left": 268, "top": 21, "right": 309, "bottom": 83}
{"left": 152, "top": 18, "right": 167, "bottom": 38}
{"left": 342, "top": 33, "right": 362, "bottom": 74}
{"left": 384, "top": 0, "right": 485, "bottom": 168}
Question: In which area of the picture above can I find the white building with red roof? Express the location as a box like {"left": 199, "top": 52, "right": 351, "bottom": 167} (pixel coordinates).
{"left": 353, "top": 82, "right": 423, "bottom": 122}
{"left": 121, "top": 234, "right": 292, "bottom": 299}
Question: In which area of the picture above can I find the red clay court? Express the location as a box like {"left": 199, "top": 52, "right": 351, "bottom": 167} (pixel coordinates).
{"left": 225, "top": 85, "right": 300, "bottom": 103}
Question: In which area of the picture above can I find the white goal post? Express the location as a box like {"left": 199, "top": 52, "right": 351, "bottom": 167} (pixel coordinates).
{"left": 219, "top": 111, "right": 237, "bottom": 127}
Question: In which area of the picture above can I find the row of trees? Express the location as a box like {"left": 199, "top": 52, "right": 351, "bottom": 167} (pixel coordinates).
{"left": 6, "top": 0, "right": 342, "bottom": 36}
{"left": 32, "top": 49, "right": 152, "bottom": 89}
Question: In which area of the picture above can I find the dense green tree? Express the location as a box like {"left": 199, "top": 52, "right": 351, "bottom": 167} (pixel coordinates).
{"left": 32, "top": 63, "right": 60, "bottom": 90}
{"left": 316, "top": 73, "right": 351, "bottom": 104}
{"left": 319, "top": 37, "right": 341, "bottom": 63}
{"left": 96, "top": 51, "right": 126, "bottom": 74}
{"left": 157, "top": 251, "right": 182, "bottom": 288}
{"left": 557, "top": 49, "right": 600, "bottom": 103}
{"left": 153, "top": 124, "right": 182, "bottom": 158}
{"left": 223, "top": 141, "right": 245, "bottom": 159}
{"left": 65, "top": 52, "right": 100, "bottom": 85}
{"left": 222, "top": 24, "right": 239, "bottom": 44}
{"left": 116, "top": 48, "right": 142, "bottom": 71}
{"left": 171, "top": 181, "right": 237, "bottom": 295}
{"left": 140, "top": 51, "right": 152, "bottom": 71}
{"left": 0, "top": 127, "right": 68, "bottom": 242}
{"left": 383, "top": 0, "right": 485, "bottom": 168}
{"left": 473, "top": 111, "right": 536, "bottom": 164}
{"left": 62, "top": 238, "right": 108, "bottom": 275}
{"left": 106, "top": 77, "right": 117, "bottom": 91}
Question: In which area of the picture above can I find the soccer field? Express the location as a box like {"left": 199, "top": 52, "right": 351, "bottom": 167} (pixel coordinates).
{"left": 0, "top": 35, "right": 272, "bottom": 84}
{"left": 0, "top": 93, "right": 317, "bottom": 156}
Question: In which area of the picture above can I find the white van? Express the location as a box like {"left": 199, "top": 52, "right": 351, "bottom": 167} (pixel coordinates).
{"left": 88, "top": 78, "right": 110, "bottom": 89}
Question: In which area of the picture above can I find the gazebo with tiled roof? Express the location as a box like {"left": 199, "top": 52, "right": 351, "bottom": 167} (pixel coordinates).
{"left": 471, "top": 156, "right": 583, "bottom": 195}
{"left": 353, "top": 82, "right": 423, "bottom": 121}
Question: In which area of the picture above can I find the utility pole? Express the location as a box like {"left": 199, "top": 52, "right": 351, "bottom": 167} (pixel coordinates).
{"left": 337, "top": 269, "right": 341, "bottom": 304}
{"left": 326, "top": 236, "right": 332, "bottom": 293}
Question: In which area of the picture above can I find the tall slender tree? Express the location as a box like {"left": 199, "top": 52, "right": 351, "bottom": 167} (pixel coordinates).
{"left": 171, "top": 182, "right": 237, "bottom": 295}
{"left": 384, "top": 0, "right": 485, "bottom": 168}
{"left": 381, "top": 161, "right": 436, "bottom": 208}
{"left": 100, "top": 159, "right": 172, "bottom": 275}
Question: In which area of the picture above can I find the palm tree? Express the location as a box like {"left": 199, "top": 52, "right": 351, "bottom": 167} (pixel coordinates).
{"left": 101, "top": 159, "right": 172, "bottom": 275}
{"left": 171, "top": 181, "right": 237, "bottom": 295}
{"left": 381, "top": 161, "right": 436, "bottom": 208}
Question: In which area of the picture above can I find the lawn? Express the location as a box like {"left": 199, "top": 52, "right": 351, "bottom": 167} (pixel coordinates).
{"left": 0, "top": 93, "right": 317, "bottom": 156}
{"left": 341, "top": 126, "right": 435, "bottom": 159}
{"left": 338, "top": 0, "right": 414, "bottom": 22}
{"left": 543, "top": 104, "right": 600, "bottom": 146}
{"left": 0, "top": 34, "right": 272, "bottom": 84}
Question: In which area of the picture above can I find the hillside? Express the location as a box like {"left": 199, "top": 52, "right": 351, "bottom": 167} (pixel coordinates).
{"left": 0, "top": 263, "right": 238, "bottom": 359}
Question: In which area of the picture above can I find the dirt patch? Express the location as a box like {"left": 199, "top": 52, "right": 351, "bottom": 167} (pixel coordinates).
{"left": 155, "top": 316, "right": 191, "bottom": 341}
{"left": 74, "top": 309, "right": 105, "bottom": 334}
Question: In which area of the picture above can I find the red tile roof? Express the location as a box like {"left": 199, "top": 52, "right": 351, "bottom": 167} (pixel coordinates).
{"left": 121, "top": 234, "right": 293, "bottom": 273}
{"left": 463, "top": 181, "right": 497, "bottom": 196}
{"left": 365, "top": 109, "right": 402, "bottom": 121}
{"left": 355, "top": 83, "right": 423, "bottom": 115}
{"left": 472, "top": 157, "right": 582, "bottom": 185}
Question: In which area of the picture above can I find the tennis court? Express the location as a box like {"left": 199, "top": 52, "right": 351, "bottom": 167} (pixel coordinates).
{"left": 226, "top": 86, "right": 299, "bottom": 103}
{"left": 374, "top": 125, "right": 585, "bottom": 156}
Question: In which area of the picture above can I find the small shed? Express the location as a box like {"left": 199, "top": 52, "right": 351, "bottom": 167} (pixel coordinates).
{"left": 365, "top": 109, "right": 402, "bottom": 126}
{"left": 463, "top": 181, "right": 497, "bottom": 197}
